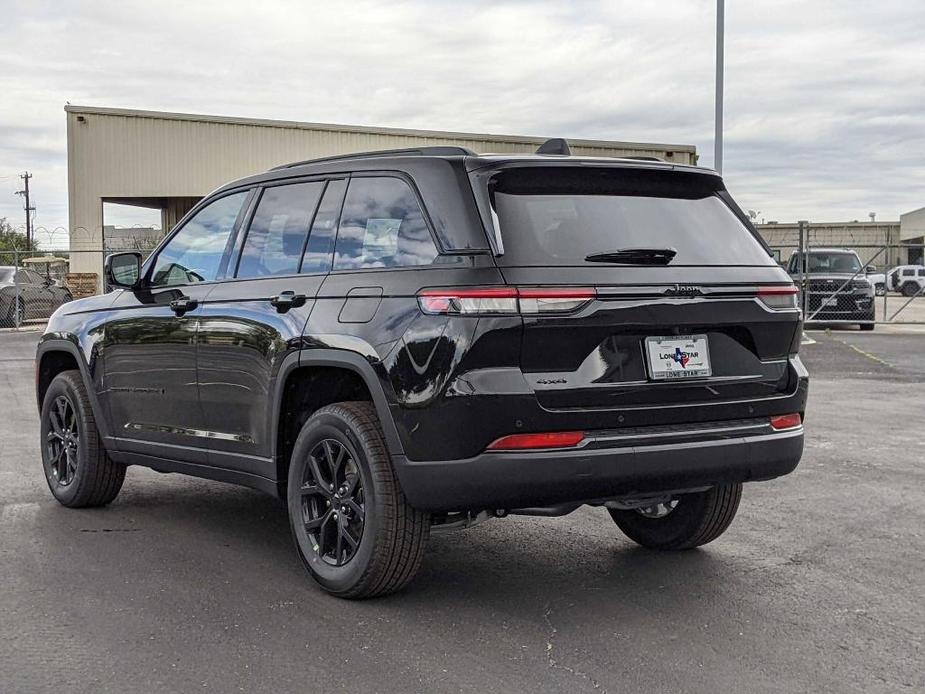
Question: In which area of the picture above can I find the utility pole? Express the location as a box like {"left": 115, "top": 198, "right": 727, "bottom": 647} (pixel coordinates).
{"left": 15, "top": 171, "right": 35, "bottom": 248}
{"left": 714, "top": 0, "right": 725, "bottom": 175}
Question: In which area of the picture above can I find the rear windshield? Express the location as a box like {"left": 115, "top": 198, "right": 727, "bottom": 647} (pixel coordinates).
{"left": 0, "top": 269, "right": 13, "bottom": 283}
{"left": 489, "top": 167, "right": 773, "bottom": 267}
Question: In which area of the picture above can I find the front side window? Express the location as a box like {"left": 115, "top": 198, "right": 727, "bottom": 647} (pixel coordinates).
{"left": 334, "top": 177, "right": 439, "bottom": 270}
{"left": 236, "top": 182, "right": 324, "bottom": 279}
{"left": 150, "top": 192, "right": 247, "bottom": 287}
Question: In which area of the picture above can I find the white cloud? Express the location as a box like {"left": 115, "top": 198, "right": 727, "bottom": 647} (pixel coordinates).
{"left": 0, "top": 0, "right": 922, "bottom": 235}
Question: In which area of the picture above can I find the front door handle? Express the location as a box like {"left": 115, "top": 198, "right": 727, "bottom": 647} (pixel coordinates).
{"left": 270, "top": 290, "right": 307, "bottom": 313}
{"left": 169, "top": 296, "right": 198, "bottom": 316}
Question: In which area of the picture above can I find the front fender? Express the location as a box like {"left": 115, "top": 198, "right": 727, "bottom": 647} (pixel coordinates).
{"left": 35, "top": 337, "right": 112, "bottom": 441}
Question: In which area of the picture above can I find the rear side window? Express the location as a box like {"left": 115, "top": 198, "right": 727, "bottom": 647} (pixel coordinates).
{"left": 302, "top": 179, "right": 347, "bottom": 274}
{"left": 333, "top": 176, "right": 439, "bottom": 270}
{"left": 236, "top": 182, "right": 324, "bottom": 278}
{"left": 490, "top": 167, "right": 773, "bottom": 267}
{"left": 903, "top": 268, "right": 914, "bottom": 276}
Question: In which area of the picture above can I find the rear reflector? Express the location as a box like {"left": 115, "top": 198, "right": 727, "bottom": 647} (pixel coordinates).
{"left": 770, "top": 413, "right": 802, "bottom": 430}
{"left": 418, "top": 287, "right": 596, "bottom": 316}
{"left": 487, "top": 431, "right": 586, "bottom": 451}
{"left": 757, "top": 285, "right": 799, "bottom": 310}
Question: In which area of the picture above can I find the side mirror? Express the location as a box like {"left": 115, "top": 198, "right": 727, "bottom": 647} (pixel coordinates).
{"left": 864, "top": 265, "right": 876, "bottom": 274}
{"left": 104, "top": 252, "right": 142, "bottom": 289}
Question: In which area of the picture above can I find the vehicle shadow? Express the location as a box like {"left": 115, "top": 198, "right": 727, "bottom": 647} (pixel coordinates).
{"left": 48, "top": 475, "right": 753, "bottom": 614}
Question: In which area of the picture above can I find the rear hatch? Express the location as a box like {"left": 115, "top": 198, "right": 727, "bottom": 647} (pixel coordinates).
{"left": 478, "top": 164, "right": 800, "bottom": 412}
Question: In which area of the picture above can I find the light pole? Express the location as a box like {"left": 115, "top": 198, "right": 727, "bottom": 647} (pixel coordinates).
{"left": 714, "top": 0, "right": 725, "bottom": 175}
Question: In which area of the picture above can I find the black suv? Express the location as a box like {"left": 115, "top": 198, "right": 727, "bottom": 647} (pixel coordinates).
{"left": 36, "top": 143, "right": 807, "bottom": 598}
{"left": 786, "top": 248, "right": 876, "bottom": 329}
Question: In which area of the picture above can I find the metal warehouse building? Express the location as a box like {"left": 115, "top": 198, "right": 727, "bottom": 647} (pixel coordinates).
{"left": 757, "top": 218, "right": 923, "bottom": 269}
{"left": 66, "top": 105, "right": 697, "bottom": 288}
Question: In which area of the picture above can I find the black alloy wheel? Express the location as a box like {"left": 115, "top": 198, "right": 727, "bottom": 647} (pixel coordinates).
{"left": 300, "top": 438, "right": 366, "bottom": 566}
{"left": 40, "top": 370, "right": 125, "bottom": 507}
{"left": 609, "top": 483, "right": 742, "bottom": 550}
{"left": 287, "top": 401, "right": 429, "bottom": 599}
{"left": 46, "top": 394, "right": 80, "bottom": 486}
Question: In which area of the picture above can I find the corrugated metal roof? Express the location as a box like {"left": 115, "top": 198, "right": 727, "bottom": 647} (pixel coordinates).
{"left": 64, "top": 105, "right": 696, "bottom": 154}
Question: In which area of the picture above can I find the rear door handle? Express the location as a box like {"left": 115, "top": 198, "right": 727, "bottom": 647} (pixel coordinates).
{"left": 169, "top": 296, "right": 198, "bottom": 315}
{"left": 270, "top": 290, "right": 307, "bottom": 313}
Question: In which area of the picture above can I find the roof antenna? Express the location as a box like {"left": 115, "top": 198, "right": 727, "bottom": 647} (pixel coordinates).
{"left": 536, "top": 138, "right": 571, "bottom": 156}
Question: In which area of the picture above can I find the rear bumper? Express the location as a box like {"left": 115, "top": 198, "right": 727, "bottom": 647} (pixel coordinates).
{"left": 394, "top": 422, "right": 804, "bottom": 512}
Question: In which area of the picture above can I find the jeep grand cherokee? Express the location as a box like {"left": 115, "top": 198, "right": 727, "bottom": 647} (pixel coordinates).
{"left": 35, "top": 142, "right": 807, "bottom": 598}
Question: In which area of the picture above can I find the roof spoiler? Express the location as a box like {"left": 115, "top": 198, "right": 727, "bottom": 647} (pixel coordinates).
{"left": 535, "top": 138, "right": 571, "bottom": 156}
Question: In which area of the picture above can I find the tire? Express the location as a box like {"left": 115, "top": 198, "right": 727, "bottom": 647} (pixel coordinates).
{"left": 287, "top": 401, "right": 429, "bottom": 599}
{"left": 40, "top": 370, "right": 126, "bottom": 507}
{"left": 901, "top": 282, "right": 919, "bottom": 297}
{"left": 609, "top": 483, "right": 742, "bottom": 550}
{"left": 1, "top": 296, "right": 24, "bottom": 328}
{"left": 874, "top": 283, "right": 885, "bottom": 296}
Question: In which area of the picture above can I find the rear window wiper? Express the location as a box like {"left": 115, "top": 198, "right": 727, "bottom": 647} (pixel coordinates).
{"left": 584, "top": 247, "right": 677, "bottom": 265}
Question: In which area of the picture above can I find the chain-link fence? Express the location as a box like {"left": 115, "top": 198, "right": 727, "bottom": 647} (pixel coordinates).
{"left": 0, "top": 247, "right": 159, "bottom": 330}
{"left": 2, "top": 231, "right": 923, "bottom": 331}
{"left": 767, "top": 221, "right": 925, "bottom": 325}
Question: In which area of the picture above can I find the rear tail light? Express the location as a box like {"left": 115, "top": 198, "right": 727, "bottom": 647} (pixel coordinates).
{"left": 770, "top": 413, "right": 802, "bottom": 430}
{"left": 418, "top": 287, "right": 596, "bottom": 316}
{"left": 757, "top": 285, "right": 799, "bottom": 310}
{"left": 418, "top": 287, "right": 518, "bottom": 315}
{"left": 487, "top": 431, "right": 586, "bottom": 451}
{"left": 517, "top": 288, "right": 596, "bottom": 314}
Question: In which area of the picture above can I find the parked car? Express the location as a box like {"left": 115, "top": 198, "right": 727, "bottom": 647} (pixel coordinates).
{"left": 35, "top": 143, "right": 808, "bottom": 598}
{"left": 0, "top": 266, "right": 73, "bottom": 327}
{"left": 865, "top": 268, "right": 887, "bottom": 296}
{"left": 787, "top": 249, "right": 876, "bottom": 329}
{"left": 888, "top": 265, "right": 925, "bottom": 297}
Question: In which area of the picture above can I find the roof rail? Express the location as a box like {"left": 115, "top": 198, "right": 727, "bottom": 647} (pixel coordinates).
{"left": 623, "top": 155, "right": 665, "bottom": 162}
{"left": 271, "top": 146, "right": 477, "bottom": 170}
{"left": 535, "top": 138, "right": 572, "bottom": 156}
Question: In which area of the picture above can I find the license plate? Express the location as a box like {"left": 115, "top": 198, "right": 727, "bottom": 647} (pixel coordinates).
{"left": 644, "top": 335, "right": 712, "bottom": 380}
{"left": 822, "top": 297, "right": 838, "bottom": 307}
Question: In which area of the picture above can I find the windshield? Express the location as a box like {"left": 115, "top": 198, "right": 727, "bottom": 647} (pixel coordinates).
{"left": 789, "top": 252, "right": 862, "bottom": 274}
{"left": 489, "top": 167, "right": 773, "bottom": 267}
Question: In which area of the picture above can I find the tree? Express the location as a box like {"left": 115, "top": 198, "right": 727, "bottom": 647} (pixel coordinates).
{"left": 0, "top": 217, "right": 38, "bottom": 253}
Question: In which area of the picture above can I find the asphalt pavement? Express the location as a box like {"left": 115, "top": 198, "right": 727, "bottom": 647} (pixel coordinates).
{"left": 1, "top": 327, "right": 922, "bottom": 693}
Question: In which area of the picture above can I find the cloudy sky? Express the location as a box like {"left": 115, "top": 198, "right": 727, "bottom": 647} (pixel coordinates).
{"left": 0, "top": 0, "right": 923, "bottom": 245}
